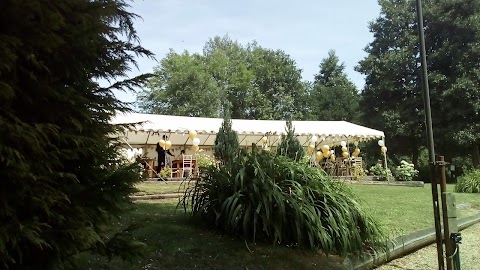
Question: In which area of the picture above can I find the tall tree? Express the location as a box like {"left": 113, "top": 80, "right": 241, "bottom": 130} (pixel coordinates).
{"left": 425, "top": 0, "right": 480, "bottom": 166}
{"left": 138, "top": 35, "right": 308, "bottom": 120}
{"left": 357, "top": 0, "right": 480, "bottom": 167}
{"left": 138, "top": 50, "right": 222, "bottom": 117}
{"left": 356, "top": 0, "right": 424, "bottom": 165}
{"left": 309, "top": 50, "right": 359, "bottom": 122}
{"left": 0, "top": 0, "right": 152, "bottom": 268}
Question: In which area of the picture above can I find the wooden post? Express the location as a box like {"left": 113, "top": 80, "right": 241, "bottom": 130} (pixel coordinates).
{"left": 438, "top": 156, "right": 453, "bottom": 270}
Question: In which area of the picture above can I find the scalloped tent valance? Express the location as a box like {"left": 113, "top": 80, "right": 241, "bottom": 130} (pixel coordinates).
{"left": 110, "top": 112, "right": 385, "bottom": 147}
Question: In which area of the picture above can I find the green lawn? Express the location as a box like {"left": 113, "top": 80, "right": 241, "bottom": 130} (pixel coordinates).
{"left": 73, "top": 199, "right": 345, "bottom": 270}
{"left": 134, "top": 181, "right": 186, "bottom": 195}
{"left": 350, "top": 184, "right": 480, "bottom": 235}
{"left": 75, "top": 183, "right": 480, "bottom": 269}
{"left": 134, "top": 182, "right": 480, "bottom": 235}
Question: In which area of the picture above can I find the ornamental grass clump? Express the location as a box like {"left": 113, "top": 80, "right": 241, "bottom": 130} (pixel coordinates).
{"left": 181, "top": 150, "right": 386, "bottom": 255}
{"left": 455, "top": 170, "right": 480, "bottom": 193}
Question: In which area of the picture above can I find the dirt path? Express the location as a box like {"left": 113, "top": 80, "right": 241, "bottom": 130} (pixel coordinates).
{"left": 376, "top": 222, "right": 480, "bottom": 270}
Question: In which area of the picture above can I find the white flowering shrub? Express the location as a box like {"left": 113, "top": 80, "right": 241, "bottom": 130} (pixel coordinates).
{"left": 394, "top": 160, "right": 419, "bottom": 181}
{"left": 196, "top": 154, "right": 216, "bottom": 169}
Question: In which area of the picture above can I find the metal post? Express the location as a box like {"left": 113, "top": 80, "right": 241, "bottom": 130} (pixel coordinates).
{"left": 439, "top": 156, "right": 453, "bottom": 270}
{"left": 415, "top": 0, "right": 445, "bottom": 269}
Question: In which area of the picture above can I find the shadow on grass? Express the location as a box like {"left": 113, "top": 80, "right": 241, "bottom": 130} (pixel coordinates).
{"left": 73, "top": 200, "right": 346, "bottom": 270}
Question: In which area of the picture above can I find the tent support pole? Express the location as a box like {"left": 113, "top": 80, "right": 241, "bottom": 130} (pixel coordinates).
{"left": 202, "top": 134, "right": 211, "bottom": 145}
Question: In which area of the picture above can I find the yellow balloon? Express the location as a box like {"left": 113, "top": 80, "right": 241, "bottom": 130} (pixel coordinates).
{"left": 323, "top": 152, "right": 330, "bottom": 158}
{"left": 354, "top": 148, "right": 360, "bottom": 154}
{"left": 321, "top": 145, "right": 330, "bottom": 153}
{"left": 159, "top": 139, "right": 166, "bottom": 148}
{"left": 165, "top": 140, "right": 172, "bottom": 150}
{"left": 307, "top": 144, "right": 315, "bottom": 153}
{"left": 381, "top": 146, "right": 387, "bottom": 153}
{"left": 342, "top": 151, "right": 349, "bottom": 158}
{"left": 330, "top": 154, "right": 336, "bottom": 162}
{"left": 188, "top": 130, "right": 197, "bottom": 140}
{"left": 191, "top": 145, "right": 199, "bottom": 152}
{"left": 341, "top": 146, "right": 348, "bottom": 153}
{"left": 352, "top": 151, "right": 359, "bottom": 157}
{"left": 316, "top": 151, "right": 323, "bottom": 161}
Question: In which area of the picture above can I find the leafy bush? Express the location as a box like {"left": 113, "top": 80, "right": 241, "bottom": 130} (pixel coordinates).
{"left": 369, "top": 164, "right": 392, "bottom": 181}
{"left": 181, "top": 150, "right": 385, "bottom": 255}
{"left": 158, "top": 167, "right": 172, "bottom": 179}
{"left": 351, "top": 166, "right": 367, "bottom": 181}
{"left": 455, "top": 170, "right": 480, "bottom": 193}
{"left": 277, "top": 120, "right": 305, "bottom": 161}
{"left": 196, "top": 154, "right": 216, "bottom": 169}
{"left": 394, "top": 160, "right": 418, "bottom": 181}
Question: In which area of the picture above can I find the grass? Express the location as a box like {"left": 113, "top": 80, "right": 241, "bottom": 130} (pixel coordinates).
{"left": 73, "top": 199, "right": 345, "bottom": 270}
{"left": 134, "top": 182, "right": 479, "bottom": 235}
{"left": 134, "top": 181, "right": 186, "bottom": 195}
{"left": 76, "top": 182, "right": 479, "bottom": 269}
{"left": 350, "top": 183, "right": 480, "bottom": 235}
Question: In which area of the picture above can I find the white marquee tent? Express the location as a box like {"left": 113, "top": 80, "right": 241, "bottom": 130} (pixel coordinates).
{"left": 111, "top": 112, "right": 385, "bottom": 149}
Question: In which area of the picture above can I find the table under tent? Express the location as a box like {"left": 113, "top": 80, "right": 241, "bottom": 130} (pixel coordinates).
{"left": 110, "top": 112, "right": 386, "bottom": 179}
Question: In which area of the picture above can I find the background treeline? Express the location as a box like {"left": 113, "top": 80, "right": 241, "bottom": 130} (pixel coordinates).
{"left": 138, "top": 0, "right": 480, "bottom": 175}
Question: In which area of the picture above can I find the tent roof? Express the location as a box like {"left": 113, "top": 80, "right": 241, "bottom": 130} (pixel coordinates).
{"left": 110, "top": 112, "right": 384, "bottom": 146}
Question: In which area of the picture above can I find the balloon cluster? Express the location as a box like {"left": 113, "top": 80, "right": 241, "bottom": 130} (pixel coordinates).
{"left": 317, "top": 144, "right": 336, "bottom": 162}
{"left": 340, "top": 141, "right": 350, "bottom": 158}
{"left": 378, "top": 139, "right": 387, "bottom": 154}
{"left": 158, "top": 139, "right": 172, "bottom": 150}
{"left": 307, "top": 135, "right": 319, "bottom": 154}
{"left": 189, "top": 130, "right": 200, "bottom": 152}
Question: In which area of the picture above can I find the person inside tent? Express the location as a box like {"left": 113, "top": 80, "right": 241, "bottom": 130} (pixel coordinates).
{"left": 177, "top": 149, "right": 186, "bottom": 159}
{"left": 156, "top": 135, "right": 174, "bottom": 171}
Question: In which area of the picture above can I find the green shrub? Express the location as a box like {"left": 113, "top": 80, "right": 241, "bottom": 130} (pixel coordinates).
{"left": 181, "top": 150, "right": 385, "bottom": 255}
{"left": 0, "top": 1, "right": 151, "bottom": 268}
{"left": 214, "top": 106, "right": 240, "bottom": 166}
{"left": 351, "top": 166, "right": 367, "bottom": 181}
{"left": 394, "top": 160, "right": 419, "bottom": 181}
{"left": 158, "top": 167, "right": 172, "bottom": 179}
{"left": 455, "top": 170, "right": 480, "bottom": 193}
{"left": 369, "top": 164, "right": 392, "bottom": 181}
{"left": 277, "top": 120, "right": 305, "bottom": 161}
{"left": 196, "top": 154, "right": 216, "bottom": 169}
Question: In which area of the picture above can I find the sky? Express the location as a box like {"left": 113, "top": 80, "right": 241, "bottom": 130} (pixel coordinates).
{"left": 115, "top": 0, "right": 382, "bottom": 103}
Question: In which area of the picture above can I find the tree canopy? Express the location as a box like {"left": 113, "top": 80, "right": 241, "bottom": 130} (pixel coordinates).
{"left": 0, "top": 0, "right": 152, "bottom": 268}
{"left": 309, "top": 50, "right": 360, "bottom": 122}
{"left": 137, "top": 35, "right": 309, "bottom": 120}
{"left": 357, "top": 0, "right": 480, "bottom": 167}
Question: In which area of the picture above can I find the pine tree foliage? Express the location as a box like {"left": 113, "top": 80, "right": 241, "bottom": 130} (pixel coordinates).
{"left": 0, "top": 0, "right": 153, "bottom": 268}
{"left": 309, "top": 50, "right": 360, "bottom": 122}
{"left": 276, "top": 120, "right": 305, "bottom": 161}
{"left": 214, "top": 105, "right": 240, "bottom": 165}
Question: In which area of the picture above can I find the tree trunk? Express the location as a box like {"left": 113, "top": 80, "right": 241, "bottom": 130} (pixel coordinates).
{"left": 472, "top": 144, "right": 480, "bottom": 169}
{"left": 412, "top": 149, "right": 420, "bottom": 168}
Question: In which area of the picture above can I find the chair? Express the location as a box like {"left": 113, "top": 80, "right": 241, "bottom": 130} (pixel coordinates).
{"left": 325, "top": 160, "right": 336, "bottom": 176}
{"left": 180, "top": 155, "right": 194, "bottom": 178}
{"left": 353, "top": 157, "right": 363, "bottom": 168}
{"left": 335, "top": 158, "right": 349, "bottom": 176}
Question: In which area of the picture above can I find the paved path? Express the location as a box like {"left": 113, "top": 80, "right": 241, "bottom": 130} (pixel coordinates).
{"left": 376, "top": 222, "right": 480, "bottom": 270}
